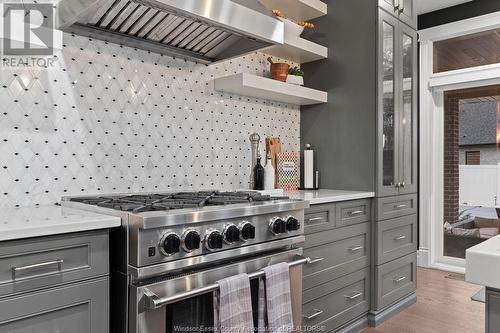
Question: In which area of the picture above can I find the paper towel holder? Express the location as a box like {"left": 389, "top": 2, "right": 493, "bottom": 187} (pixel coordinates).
{"left": 299, "top": 143, "right": 319, "bottom": 190}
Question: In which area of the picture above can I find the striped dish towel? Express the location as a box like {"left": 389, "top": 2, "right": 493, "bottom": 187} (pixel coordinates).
{"left": 214, "top": 273, "right": 254, "bottom": 333}
{"left": 258, "top": 263, "right": 294, "bottom": 333}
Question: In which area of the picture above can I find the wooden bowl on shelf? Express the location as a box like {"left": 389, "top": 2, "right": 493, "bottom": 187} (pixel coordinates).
{"left": 267, "top": 57, "right": 289, "bottom": 82}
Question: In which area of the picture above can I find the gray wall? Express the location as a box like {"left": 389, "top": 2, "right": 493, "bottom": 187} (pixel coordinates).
{"left": 301, "top": 0, "right": 376, "bottom": 191}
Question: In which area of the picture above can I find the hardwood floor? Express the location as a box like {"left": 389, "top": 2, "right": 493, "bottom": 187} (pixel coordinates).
{"left": 361, "top": 268, "right": 485, "bottom": 333}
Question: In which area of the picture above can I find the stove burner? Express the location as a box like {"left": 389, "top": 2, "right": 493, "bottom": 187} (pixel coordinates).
{"left": 69, "top": 191, "right": 287, "bottom": 212}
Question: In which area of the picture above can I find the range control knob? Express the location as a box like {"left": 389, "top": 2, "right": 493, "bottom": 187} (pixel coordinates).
{"left": 161, "top": 232, "right": 181, "bottom": 256}
{"left": 223, "top": 224, "right": 240, "bottom": 244}
{"left": 286, "top": 216, "right": 301, "bottom": 231}
{"left": 269, "top": 218, "right": 287, "bottom": 235}
{"left": 205, "top": 230, "right": 224, "bottom": 250}
{"left": 240, "top": 222, "right": 256, "bottom": 241}
{"left": 182, "top": 230, "right": 201, "bottom": 252}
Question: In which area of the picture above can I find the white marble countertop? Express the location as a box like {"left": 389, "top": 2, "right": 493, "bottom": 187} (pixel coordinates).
{"left": 466, "top": 234, "right": 500, "bottom": 289}
{"left": 0, "top": 205, "right": 121, "bottom": 242}
{"left": 287, "top": 189, "right": 375, "bottom": 205}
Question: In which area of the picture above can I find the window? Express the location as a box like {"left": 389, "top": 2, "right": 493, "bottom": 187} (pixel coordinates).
{"left": 466, "top": 151, "right": 480, "bottom": 165}
{"left": 434, "top": 28, "right": 500, "bottom": 73}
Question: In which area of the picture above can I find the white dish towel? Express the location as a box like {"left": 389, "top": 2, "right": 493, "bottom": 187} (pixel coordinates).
{"left": 258, "top": 263, "right": 294, "bottom": 333}
{"left": 214, "top": 273, "right": 254, "bottom": 333}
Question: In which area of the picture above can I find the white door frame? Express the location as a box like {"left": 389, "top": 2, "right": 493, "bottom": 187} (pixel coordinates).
{"left": 419, "top": 11, "right": 500, "bottom": 273}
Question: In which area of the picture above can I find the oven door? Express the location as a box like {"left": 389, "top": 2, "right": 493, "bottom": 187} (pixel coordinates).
{"left": 129, "top": 248, "right": 305, "bottom": 333}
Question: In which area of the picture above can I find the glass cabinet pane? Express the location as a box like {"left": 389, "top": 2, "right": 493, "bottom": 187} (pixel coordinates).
{"left": 382, "top": 22, "right": 396, "bottom": 187}
{"left": 401, "top": 32, "right": 414, "bottom": 188}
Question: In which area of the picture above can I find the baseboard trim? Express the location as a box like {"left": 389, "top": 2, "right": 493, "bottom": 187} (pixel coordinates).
{"left": 336, "top": 315, "right": 369, "bottom": 333}
{"left": 368, "top": 293, "right": 417, "bottom": 327}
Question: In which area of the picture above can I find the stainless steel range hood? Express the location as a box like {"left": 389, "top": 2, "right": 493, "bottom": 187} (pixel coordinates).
{"left": 57, "top": 0, "right": 284, "bottom": 63}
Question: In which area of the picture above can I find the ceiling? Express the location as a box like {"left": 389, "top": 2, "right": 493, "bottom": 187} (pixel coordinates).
{"left": 416, "top": 0, "right": 473, "bottom": 15}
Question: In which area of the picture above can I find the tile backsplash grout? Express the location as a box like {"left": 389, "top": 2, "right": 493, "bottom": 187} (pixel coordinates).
{"left": 0, "top": 33, "right": 300, "bottom": 208}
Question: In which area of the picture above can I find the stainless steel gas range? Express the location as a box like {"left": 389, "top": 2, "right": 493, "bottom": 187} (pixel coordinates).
{"left": 62, "top": 191, "right": 309, "bottom": 333}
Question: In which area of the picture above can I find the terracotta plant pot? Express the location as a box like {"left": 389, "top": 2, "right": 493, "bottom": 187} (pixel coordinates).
{"left": 267, "top": 57, "right": 289, "bottom": 82}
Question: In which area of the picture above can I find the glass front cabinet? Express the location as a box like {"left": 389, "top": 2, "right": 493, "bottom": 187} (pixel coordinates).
{"left": 377, "top": 9, "right": 417, "bottom": 197}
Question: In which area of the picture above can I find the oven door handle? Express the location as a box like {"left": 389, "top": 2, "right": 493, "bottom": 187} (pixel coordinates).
{"left": 142, "top": 255, "right": 310, "bottom": 310}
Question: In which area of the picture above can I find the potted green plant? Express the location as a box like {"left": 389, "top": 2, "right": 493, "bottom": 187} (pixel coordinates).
{"left": 286, "top": 66, "right": 304, "bottom": 85}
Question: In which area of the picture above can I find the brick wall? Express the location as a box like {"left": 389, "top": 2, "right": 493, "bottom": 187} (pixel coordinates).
{"left": 444, "top": 94, "right": 460, "bottom": 224}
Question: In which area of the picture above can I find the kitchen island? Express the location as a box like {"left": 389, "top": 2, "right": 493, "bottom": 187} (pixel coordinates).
{"left": 466, "top": 234, "right": 500, "bottom": 332}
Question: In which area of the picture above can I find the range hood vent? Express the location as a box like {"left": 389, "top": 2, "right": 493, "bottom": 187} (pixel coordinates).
{"left": 57, "top": 0, "right": 284, "bottom": 63}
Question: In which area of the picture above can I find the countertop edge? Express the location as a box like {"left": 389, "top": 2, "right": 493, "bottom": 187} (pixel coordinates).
{"left": 307, "top": 193, "right": 375, "bottom": 205}
{"left": 0, "top": 216, "right": 121, "bottom": 242}
{"left": 287, "top": 190, "right": 375, "bottom": 205}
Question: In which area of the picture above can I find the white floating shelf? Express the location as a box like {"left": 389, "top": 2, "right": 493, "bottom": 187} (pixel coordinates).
{"left": 214, "top": 73, "right": 327, "bottom": 106}
{"left": 258, "top": 0, "right": 327, "bottom": 21}
{"left": 264, "top": 34, "right": 327, "bottom": 64}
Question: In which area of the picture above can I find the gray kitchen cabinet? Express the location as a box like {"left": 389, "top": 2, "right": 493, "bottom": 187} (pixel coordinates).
{"left": 301, "top": 0, "right": 418, "bottom": 327}
{"left": 377, "top": 9, "right": 417, "bottom": 198}
{"left": 0, "top": 230, "right": 109, "bottom": 298}
{"left": 304, "top": 202, "right": 336, "bottom": 234}
{"left": 303, "top": 268, "right": 370, "bottom": 333}
{"left": 302, "top": 199, "right": 373, "bottom": 332}
{"left": 374, "top": 253, "right": 416, "bottom": 311}
{"left": 303, "top": 222, "right": 370, "bottom": 290}
{"left": 375, "top": 215, "right": 417, "bottom": 265}
{"left": 0, "top": 230, "right": 110, "bottom": 333}
{"left": 0, "top": 277, "right": 109, "bottom": 333}
{"left": 376, "top": 194, "right": 417, "bottom": 221}
{"left": 378, "top": 0, "right": 416, "bottom": 29}
{"left": 335, "top": 199, "right": 372, "bottom": 228}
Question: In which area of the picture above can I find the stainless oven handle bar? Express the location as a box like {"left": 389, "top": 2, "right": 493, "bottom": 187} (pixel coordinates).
{"left": 143, "top": 256, "right": 310, "bottom": 310}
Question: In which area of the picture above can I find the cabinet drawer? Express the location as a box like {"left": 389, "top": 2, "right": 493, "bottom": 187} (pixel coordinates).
{"left": 0, "top": 277, "right": 109, "bottom": 333}
{"left": 0, "top": 230, "right": 109, "bottom": 298}
{"left": 376, "top": 194, "right": 417, "bottom": 220}
{"left": 375, "top": 215, "right": 417, "bottom": 264}
{"left": 335, "top": 199, "right": 371, "bottom": 227}
{"left": 374, "top": 253, "right": 416, "bottom": 310}
{"left": 303, "top": 268, "right": 370, "bottom": 332}
{"left": 304, "top": 203, "right": 335, "bottom": 234}
{"left": 303, "top": 223, "right": 370, "bottom": 290}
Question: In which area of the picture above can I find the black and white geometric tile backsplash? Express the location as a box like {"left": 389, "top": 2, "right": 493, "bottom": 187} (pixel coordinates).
{"left": 0, "top": 33, "right": 300, "bottom": 207}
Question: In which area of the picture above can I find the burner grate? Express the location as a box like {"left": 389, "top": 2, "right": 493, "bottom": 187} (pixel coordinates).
{"left": 69, "top": 191, "right": 287, "bottom": 212}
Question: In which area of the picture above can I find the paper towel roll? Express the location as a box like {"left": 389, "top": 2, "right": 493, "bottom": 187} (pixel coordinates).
{"left": 304, "top": 146, "right": 314, "bottom": 189}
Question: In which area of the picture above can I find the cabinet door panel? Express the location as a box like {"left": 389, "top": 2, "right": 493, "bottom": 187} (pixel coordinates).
{"left": 377, "top": 10, "right": 400, "bottom": 197}
{"left": 378, "top": 0, "right": 398, "bottom": 16}
{"left": 398, "top": 24, "right": 417, "bottom": 195}
{"left": 399, "top": 0, "right": 416, "bottom": 29}
{"left": 0, "top": 278, "right": 109, "bottom": 333}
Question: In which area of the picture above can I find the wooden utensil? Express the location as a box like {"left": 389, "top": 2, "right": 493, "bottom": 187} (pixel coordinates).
{"left": 266, "top": 137, "right": 281, "bottom": 169}
{"left": 267, "top": 57, "right": 289, "bottom": 82}
{"left": 266, "top": 137, "right": 281, "bottom": 188}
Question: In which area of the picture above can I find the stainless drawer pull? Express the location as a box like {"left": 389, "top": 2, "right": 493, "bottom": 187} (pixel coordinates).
{"left": 303, "top": 309, "right": 323, "bottom": 320}
{"left": 393, "top": 276, "right": 407, "bottom": 283}
{"left": 394, "top": 204, "right": 407, "bottom": 209}
{"left": 394, "top": 235, "right": 407, "bottom": 241}
{"left": 344, "top": 292, "right": 363, "bottom": 301}
{"left": 307, "top": 217, "right": 324, "bottom": 222}
{"left": 348, "top": 246, "right": 364, "bottom": 252}
{"left": 12, "top": 259, "right": 64, "bottom": 278}
{"left": 307, "top": 257, "right": 325, "bottom": 264}
{"left": 348, "top": 210, "right": 364, "bottom": 216}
